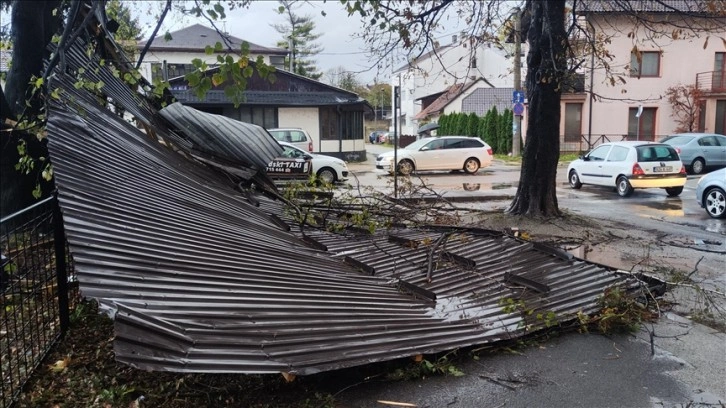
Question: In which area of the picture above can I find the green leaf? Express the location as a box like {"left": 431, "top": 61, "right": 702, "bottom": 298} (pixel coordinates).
{"left": 164, "top": 32, "right": 173, "bottom": 41}
{"left": 207, "top": 9, "right": 218, "bottom": 20}
{"left": 214, "top": 41, "right": 223, "bottom": 52}
{"left": 32, "top": 184, "right": 42, "bottom": 199}
{"left": 205, "top": 45, "right": 214, "bottom": 55}
{"left": 278, "top": 5, "right": 285, "bottom": 13}
{"left": 243, "top": 66, "right": 253, "bottom": 77}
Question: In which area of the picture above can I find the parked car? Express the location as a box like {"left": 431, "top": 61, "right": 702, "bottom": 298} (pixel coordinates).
{"left": 567, "top": 141, "right": 687, "bottom": 197}
{"left": 375, "top": 136, "right": 493, "bottom": 175}
{"left": 267, "top": 128, "right": 314, "bottom": 152}
{"left": 279, "top": 142, "right": 349, "bottom": 184}
{"left": 695, "top": 168, "right": 726, "bottom": 218}
{"left": 376, "top": 132, "right": 389, "bottom": 144}
{"left": 266, "top": 154, "right": 312, "bottom": 181}
{"left": 659, "top": 133, "right": 726, "bottom": 174}
{"left": 369, "top": 130, "right": 386, "bottom": 144}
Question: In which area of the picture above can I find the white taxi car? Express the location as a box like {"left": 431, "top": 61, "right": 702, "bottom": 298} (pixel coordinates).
{"left": 567, "top": 141, "right": 687, "bottom": 197}
{"left": 375, "top": 136, "right": 493, "bottom": 175}
{"left": 279, "top": 142, "right": 349, "bottom": 184}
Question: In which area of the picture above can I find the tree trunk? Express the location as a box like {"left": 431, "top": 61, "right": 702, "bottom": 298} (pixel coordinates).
{"left": 4, "top": 0, "right": 62, "bottom": 115}
{"left": 0, "top": 0, "right": 61, "bottom": 217}
{"left": 507, "top": 0, "right": 566, "bottom": 217}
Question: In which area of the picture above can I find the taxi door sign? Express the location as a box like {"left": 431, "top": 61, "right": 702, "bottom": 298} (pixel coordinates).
{"left": 266, "top": 158, "right": 311, "bottom": 178}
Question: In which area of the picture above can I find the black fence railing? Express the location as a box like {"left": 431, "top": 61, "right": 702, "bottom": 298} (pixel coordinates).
{"left": 561, "top": 133, "right": 669, "bottom": 153}
{"left": 0, "top": 195, "right": 78, "bottom": 408}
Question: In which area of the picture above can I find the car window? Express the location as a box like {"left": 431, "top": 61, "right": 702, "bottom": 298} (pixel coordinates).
{"left": 607, "top": 145, "right": 629, "bottom": 162}
{"left": 444, "top": 139, "right": 464, "bottom": 149}
{"left": 424, "top": 139, "right": 446, "bottom": 150}
{"left": 281, "top": 146, "right": 305, "bottom": 159}
{"left": 661, "top": 135, "right": 693, "bottom": 145}
{"left": 289, "top": 131, "right": 307, "bottom": 143}
{"left": 698, "top": 136, "right": 718, "bottom": 147}
{"left": 716, "top": 136, "right": 726, "bottom": 146}
{"left": 268, "top": 131, "right": 285, "bottom": 142}
{"left": 637, "top": 145, "right": 679, "bottom": 162}
{"left": 587, "top": 145, "right": 611, "bottom": 161}
{"left": 446, "top": 138, "right": 484, "bottom": 149}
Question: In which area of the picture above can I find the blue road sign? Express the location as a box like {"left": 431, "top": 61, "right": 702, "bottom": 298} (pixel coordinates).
{"left": 512, "top": 90, "right": 524, "bottom": 104}
{"left": 513, "top": 102, "right": 524, "bottom": 116}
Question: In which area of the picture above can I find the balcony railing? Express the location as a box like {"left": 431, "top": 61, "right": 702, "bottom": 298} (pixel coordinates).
{"left": 696, "top": 70, "right": 726, "bottom": 93}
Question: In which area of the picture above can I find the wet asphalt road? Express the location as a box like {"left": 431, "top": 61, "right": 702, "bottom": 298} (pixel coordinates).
{"left": 333, "top": 147, "right": 726, "bottom": 407}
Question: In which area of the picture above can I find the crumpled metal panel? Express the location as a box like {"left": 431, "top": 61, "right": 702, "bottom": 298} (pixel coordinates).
{"left": 44, "top": 34, "right": 650, "bottom": 375}
{"left": 159, "top": 102, "right": 282, "bottom": 173}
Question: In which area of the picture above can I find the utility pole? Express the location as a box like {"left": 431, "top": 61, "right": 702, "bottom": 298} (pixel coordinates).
{"left": 512, "top": 7, "right": 523, "bottom": 156}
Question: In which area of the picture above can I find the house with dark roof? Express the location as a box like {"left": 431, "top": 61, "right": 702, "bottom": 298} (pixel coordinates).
{"left": 167, "top": 63, "right": 371, "bottom": 160}
{"left": 415, "top": 79, "right": 515, "bottom": 124}
{"left": 136, "top": 24, "right": 288, "bottom": 82}
{"left": 136, "top": 24, "right": 370, "bottom": 160}
{"left": 392, "top": 36, "right": 526, "bottom": 135}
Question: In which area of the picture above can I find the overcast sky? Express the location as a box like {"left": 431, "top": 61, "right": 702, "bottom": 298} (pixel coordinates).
{"left": 133, "top": 1, "right": 390, "bottom": 84}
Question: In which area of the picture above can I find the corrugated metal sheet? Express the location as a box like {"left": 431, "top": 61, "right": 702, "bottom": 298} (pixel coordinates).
{"left": 45, "top": 33, "right": 656, "bottom": 375}
{"left": 159, "top": 102, "right": 282, "bottom": 173}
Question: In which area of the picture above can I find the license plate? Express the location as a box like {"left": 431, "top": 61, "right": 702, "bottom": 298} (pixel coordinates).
{"left": 652, "top": 166, "right": 672, "bottom": 173}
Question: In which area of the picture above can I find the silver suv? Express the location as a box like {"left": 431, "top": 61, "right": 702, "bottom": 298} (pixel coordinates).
{"left": 267, "top": 128, "right": 313, "bottom": 152}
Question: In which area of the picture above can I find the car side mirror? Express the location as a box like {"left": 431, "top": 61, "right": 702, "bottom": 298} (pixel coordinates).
{"left": 581, "top": 155, "right": 589, "bottom": 161}
{"left": 420, "top": 146, "right": 430, "bottom": 151}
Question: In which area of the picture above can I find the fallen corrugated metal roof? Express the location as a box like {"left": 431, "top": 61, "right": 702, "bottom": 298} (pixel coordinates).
{"left": 44, "top": 31, "right": 657, "bottom": 375}
{"left": 159, "top": 102, "right": 282, "bottom": 177}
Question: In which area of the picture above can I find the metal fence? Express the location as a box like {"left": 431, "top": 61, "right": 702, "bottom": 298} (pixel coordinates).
{"left": 0, "top": 195, "right": 78, "bottom": 408}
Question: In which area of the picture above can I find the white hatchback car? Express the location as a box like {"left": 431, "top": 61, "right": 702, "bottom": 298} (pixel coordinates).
{"left": 695, "top": 168, "right": 726, "bottom": 218}
{"left": 375, "top": 136, "right": 493, "bottom": 175}
{"left": 567, "top": 141, "right": 687, "bottom": 197}
{"left": 279, "top": 142, "right": 349, "bottom": 184}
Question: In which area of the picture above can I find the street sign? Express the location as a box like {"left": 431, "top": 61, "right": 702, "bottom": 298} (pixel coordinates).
{"left": 512, "top": 90, "right": 525, "bottom": 104}
{"left": 513, "top": 102, "right": 524, "bottom": 116}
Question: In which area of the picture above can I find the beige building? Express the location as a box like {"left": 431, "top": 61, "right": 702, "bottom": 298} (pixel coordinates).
{"left": 553, "top": 3, "right": 726, "bottom": 153}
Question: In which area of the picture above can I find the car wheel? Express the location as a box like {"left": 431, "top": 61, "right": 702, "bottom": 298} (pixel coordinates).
{"left": 691, "top": 158, "right": 705, "bottom": 174}
{"left": 704, "top": 187, "right": 726, "bottom": 219}
{"left": 616, "top": 176, "right": 633, "bottom": 197}
{"left": 463, "top": 158, "right": 480, "bottom": 174}
{"left": 397, "top": 159, "right": 414, "bottom": 176}
{"left": 316, "top": 167, "right": 336, "bottom": 184}
{"left": 665, "top": 186, "right": 683, "bottom": 197}
{"left": 568, "top": 170, "right": 582, "bottom": 189}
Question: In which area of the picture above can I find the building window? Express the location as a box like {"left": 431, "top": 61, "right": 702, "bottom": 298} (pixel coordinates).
{"left": 627, "top": 107, "right": 657, "bottom": 141}
{"left": 716, "top": 100, "right": 726, "bottom": 135}
{"left": 564, "top": 103, "right": 582, "bottom": 142}
{"left": 269, "top": 56, "right": 286, "bottom": 70}
{"left": 150, "top": 62, "right": 207, "bottom": 81}
{"left": 320, "top": 107, "right": 363, "bottom": 141}
{"left": 239, "top": 107, "right": 278, "bottom": 129}
{"left": 630, "top": 51, "right": 660, "bottom": 77}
